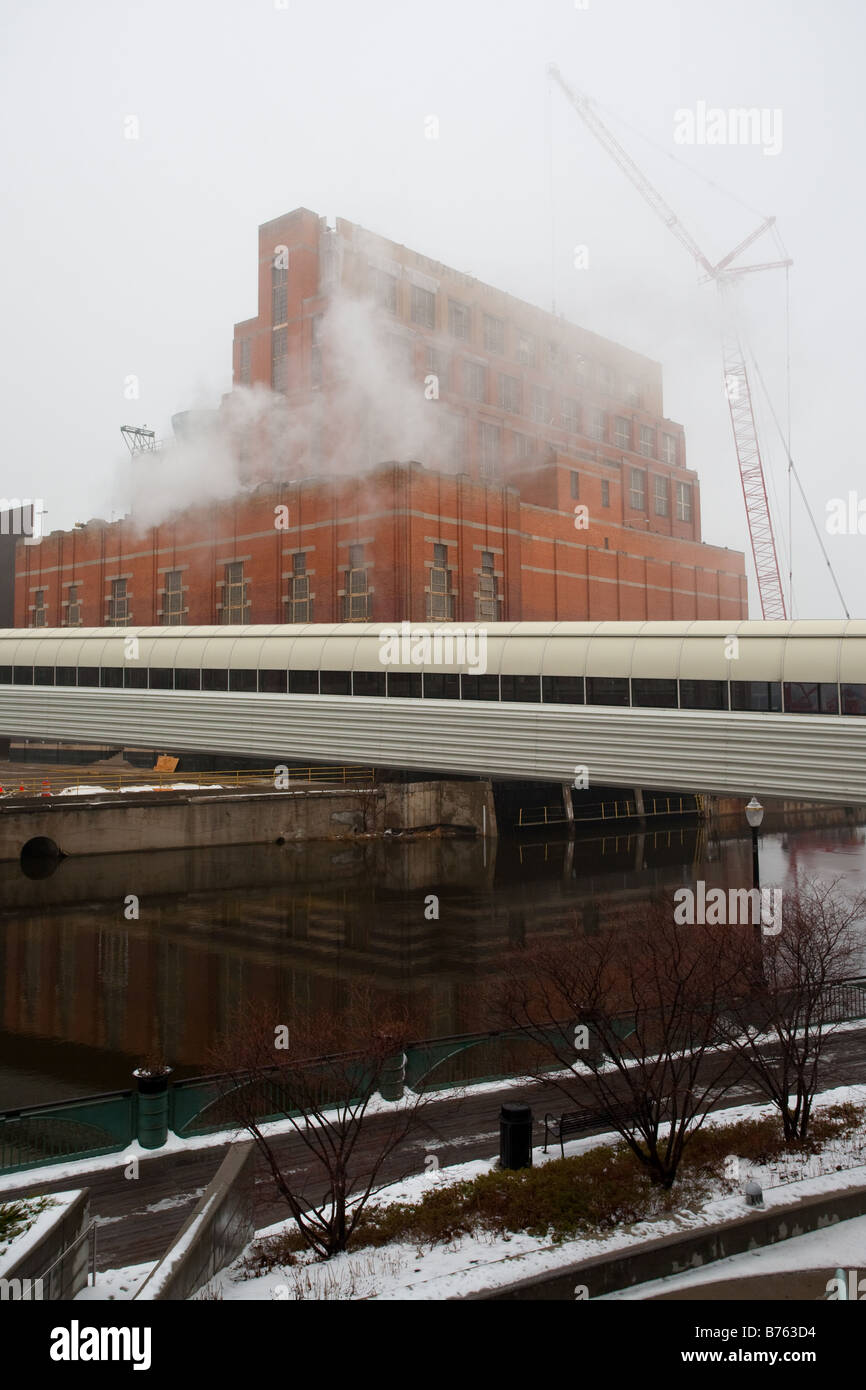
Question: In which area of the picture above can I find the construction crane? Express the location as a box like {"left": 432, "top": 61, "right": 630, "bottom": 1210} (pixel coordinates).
{"left": 120, "top": 425, "right": 157, "bottom": 458}
{"left": 549, "top": 64, "right": 791, "bottom": 620}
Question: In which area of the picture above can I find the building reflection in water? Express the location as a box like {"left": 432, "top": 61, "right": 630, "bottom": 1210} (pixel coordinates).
{"left": 0, "top": 812, "right": 864, "bottom": 1108}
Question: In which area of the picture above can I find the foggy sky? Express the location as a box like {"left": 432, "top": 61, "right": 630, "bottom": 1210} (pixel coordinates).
{"left": 1, "top": 0, "right": 864, "bottom": 618}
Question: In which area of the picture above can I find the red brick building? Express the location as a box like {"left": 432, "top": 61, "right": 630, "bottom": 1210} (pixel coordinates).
{"left": 14, "top": 209, "right": 747, "bottom": 626}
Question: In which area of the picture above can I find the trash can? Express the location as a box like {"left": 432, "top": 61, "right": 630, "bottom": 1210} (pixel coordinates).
{"left": 500, "top": 1102, "right": 533, "bottom": 1170}
{"left": 133, "top": 1067, "right": 173, "bottom": 1150}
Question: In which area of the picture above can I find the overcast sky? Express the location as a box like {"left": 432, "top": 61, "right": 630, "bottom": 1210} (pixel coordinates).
{"left": 1, "top": 0, "right": 863, "bottom": 618}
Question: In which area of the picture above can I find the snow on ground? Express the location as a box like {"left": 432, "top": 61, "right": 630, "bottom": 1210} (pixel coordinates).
{"left": 0, "top": 1190, "right": 78, "bottom": 1270}
{"left": 142, "top": 1083, "right": 866, "bottom": 1301}
{"left": 56, "top": 783, "right": 223, "bottom": 796}
{"left": 76, "top": 1261, "right": 155, "bottom": 1301}
{"left": 598, "top": 1215, "right": 866, "bottom": 1300}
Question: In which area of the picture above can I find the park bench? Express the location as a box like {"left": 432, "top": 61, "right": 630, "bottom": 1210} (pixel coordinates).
{"left": 542, "top": 1101, "right": 639, "bottom": 1158}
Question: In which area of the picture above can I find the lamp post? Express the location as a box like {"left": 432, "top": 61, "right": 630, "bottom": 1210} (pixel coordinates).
{"left": 745, "top": 796, "right": 764, "bottom": 890}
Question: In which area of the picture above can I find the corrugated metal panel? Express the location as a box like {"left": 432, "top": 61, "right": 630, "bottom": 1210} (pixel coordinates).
{"left": 1, "top": 687, "right": 864, "bottom": 806}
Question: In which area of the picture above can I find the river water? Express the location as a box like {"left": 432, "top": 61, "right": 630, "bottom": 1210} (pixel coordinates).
{"left": 1, "top": 810, "right": 865, "bottom": 1110}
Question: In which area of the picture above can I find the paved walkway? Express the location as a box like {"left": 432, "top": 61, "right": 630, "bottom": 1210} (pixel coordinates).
{"left": 2, "top": 1026, "right": 865, "bottom": 1273}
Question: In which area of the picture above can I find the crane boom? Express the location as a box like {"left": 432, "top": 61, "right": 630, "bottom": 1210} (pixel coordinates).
{"left": 548, "top": 63, "right": 789, "bottom": 620}
{"left": 548, "top": 65, "right": 715, "bottom": 278}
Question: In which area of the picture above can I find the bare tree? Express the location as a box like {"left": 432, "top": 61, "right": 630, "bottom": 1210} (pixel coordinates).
{"left": 491, "top": 899, "right": 751, "bottom": 1188}
{"left": 211, "top": 990, "right": 431, "bottom": 1258}
{"left": 716, "top": 876, "right": 865, "bottom": 1142}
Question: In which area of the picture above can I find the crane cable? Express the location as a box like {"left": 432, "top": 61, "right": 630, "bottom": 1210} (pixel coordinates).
{"left": 748, "top": 346, "right": 850, "bottom": 619}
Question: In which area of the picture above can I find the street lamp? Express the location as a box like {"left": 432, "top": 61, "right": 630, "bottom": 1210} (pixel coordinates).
{"left": 745, "top": 796, "right": 764, "bottom": 890}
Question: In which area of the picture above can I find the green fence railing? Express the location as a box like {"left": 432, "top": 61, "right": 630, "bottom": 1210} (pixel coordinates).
{"left": 2, "top": 977, "right": 865, "bottom": 1176}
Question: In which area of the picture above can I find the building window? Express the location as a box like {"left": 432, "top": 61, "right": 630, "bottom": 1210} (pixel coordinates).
{"left": 65, "top": 584, "right": 81, "bottom": 626}
{"left": 238, "top": 339, "right": 251, "bottom": 385}
{"left": 463, "top": 360, "right": 487, "bottom": 402}
{"left": 371, "top": 267, "right": 398, "bottom": 314}
{"left": 575, "top": 355, "right": 589, "bottom": 387}
{"left": 654, "top": 475, "right": 669, "bottom": 516}
{"left": 570, "top": 471, "right": 580, "bottom": 500}
{"left": 547, "top": 341, "right": 566, "bottom": 373}
{"left": 287, "top": 552, "right": 312, "bottom": 622}
{"left": 343, "top": 544, "right": 370, "bottom": 621}
{"left": 107, "top": 578, "right": 129, "bottom": 625}
{"left": 411, "top": 285, "right": 436, "bottom": 328}
{"left": 476, "top": 550, "right": 498, "bottom": 620}
{"left": 498, "top": 373, "right": 522, "bottom": 413}
{"left": 676, "top": 481, "right": 692, "bottom": 522}
{"left": 624, "top": 378, "right": 640, "bottom": 407}
{"left": 428, "top": 542, "right": 454, "bottom": 621}
{"left": 516, "top": 332, "right": 536, "bottom": 367}
{"left": 163, "top": 571, "right": 183, "bottom": 625}
{"left": 561, "top": 397, "right": 579, "bottom": 432}
{"left": 426, "top": 344, "right": 448, "bottom": 383}
{"left": 480, "top": 422, "right": 501, "bottom": 478}
{"left": 639, "top": 425, "right": 655, "bottom": 458}
{"left": 614, "top": 416, "right": 631, "bottom": 449}
{"left": 587, "top": 407, "right": 605, "bottom": 441}
{"left": 731, "top": 681, "right": 782, "bottom": 712}
{"left": 512, "top": 431, "right": 534, "bottom": 462}
{"left": 448, "top": 299, "right": 470, "bottom": 339}
{"left": 662, "top": 433, "right": 678, "bottom": 466}
{"left": 32, "top": 589, "right": 47, "bottom": 628}
{"left": 221, "top": 561, "right": 248, "bottom": 624}
{"left": 630, "top": 468, "right": 646, "bottom": 510}
{"left": 531, "top": 385, "right": 552, "bottom": 424}
{"left": 601, "top": 478, "right": 610, "bottom": 508}
{"left": 783, "top": 682, "right": 839, "bottom": 714}
{"left": 272, "top": 327, "right": 288, "bottom": 392}
{"left": 483, "top": 314, "right": 504, "bottom": 354}
{"left": 272, "top": 285, "right": 288, "bottom": 326}
{"left": 597, "top": 363, "right": 615, "bottom": 395}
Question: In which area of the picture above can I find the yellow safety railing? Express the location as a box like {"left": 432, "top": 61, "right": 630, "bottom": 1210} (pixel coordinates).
{"left": 0, "top": 765, "right": 376, "bottom": 798}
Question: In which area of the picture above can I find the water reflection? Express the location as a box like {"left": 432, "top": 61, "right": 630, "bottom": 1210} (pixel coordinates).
{"left": 1, "top": 810, "right": 864, "bottom": 1108}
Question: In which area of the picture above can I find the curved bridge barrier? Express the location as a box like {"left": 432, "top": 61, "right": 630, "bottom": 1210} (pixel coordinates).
{"left": 133, "top": 1141, "right": 255, "bottom": 1302}
{"left": 2, "top": 981, "right": 865, "bottom": 1175}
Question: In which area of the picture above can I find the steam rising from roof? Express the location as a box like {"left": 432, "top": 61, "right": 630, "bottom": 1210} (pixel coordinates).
{"left": 118, "top": 292, "right": 451, "bottom": 530}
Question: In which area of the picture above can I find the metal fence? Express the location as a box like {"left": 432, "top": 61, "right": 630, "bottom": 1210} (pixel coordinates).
{"left": 516, "top": 793, "right": 706, "bottom": 829}
{"left": 2, "top": 977, "right": 865, "bottom": 1176}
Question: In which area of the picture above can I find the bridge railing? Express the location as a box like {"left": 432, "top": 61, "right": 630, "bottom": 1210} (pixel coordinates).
{"left": 516, "top": 793, "right": 705, "bottom": 829}
{"left": 2, "top": 976, "right": 864, "bottom": 1176}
